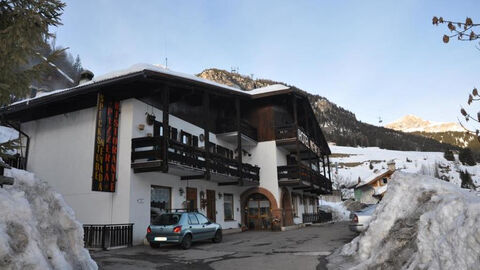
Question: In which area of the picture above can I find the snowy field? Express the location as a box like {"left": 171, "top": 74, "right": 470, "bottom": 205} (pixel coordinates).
{"left": 329, "top": 145, "right": 480, "bottom": 193}
{"left": 0, "top": 168, "right": 97, "bottom": 270}
{"left": 327, "top": 172, "right": 480, "bottom": 270}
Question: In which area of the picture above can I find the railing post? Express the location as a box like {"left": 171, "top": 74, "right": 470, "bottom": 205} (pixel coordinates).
{"left": 101, "top": 225, "right": 107, "bottom": 250}
{"left": 236, "top": 98, "right": 243, "bottom": 185}
{"left": 203, "top": 91, "right": 211, "bottom": 180}
{"left": 162, "top": 86, "right": 170, "bottom": 173}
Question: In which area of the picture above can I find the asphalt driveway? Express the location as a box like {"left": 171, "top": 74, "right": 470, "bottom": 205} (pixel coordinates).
{"left": 91, "top": 221, "right": 356, "bottom": 270}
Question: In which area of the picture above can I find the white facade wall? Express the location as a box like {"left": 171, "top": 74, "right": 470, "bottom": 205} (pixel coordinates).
{"left": 21, "top": 99, "right": 135, "bottom": 225}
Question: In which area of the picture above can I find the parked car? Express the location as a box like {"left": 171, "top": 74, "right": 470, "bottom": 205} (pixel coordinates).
{"left": 349, "top": 204, "right": 378, "bottom": 232}
{"left": 146, "top": 211, "right": 222, "bottom": 249}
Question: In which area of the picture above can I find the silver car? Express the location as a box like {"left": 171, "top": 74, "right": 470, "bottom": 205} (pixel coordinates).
{"left": 146, "top": 211, "right": 222, "bottom": 249}
{"left": 349, "top": 204, "right": 378, "bottom": 233}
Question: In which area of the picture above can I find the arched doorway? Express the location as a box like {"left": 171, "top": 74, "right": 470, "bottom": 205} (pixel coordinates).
{"left": 240, "top": 187, "right": 281, "bottom": 231}
{"left": 246, "top": 193, "right": 271, "bottom": 230}
{"left": 281, "top": 188, "right": 294, "bottom": 226}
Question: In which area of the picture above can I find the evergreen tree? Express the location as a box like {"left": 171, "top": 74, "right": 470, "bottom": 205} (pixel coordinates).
{"left": 459, "top": 148, "right": 476, "bottom": 166}
{"left": 0, "top": 0, "right": 66, "bottom": 105}
{"left": 460, "top": 170, "right": 476, "bottom": 190}
{"left": 444, "top": 149, "right": 455, "bottom": 161}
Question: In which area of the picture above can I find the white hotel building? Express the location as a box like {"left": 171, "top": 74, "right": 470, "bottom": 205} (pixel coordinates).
{"left": 1, "top": 64, "right": 332, "bottom": 246}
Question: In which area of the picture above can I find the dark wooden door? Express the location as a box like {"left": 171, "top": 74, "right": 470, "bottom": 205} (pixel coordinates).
{"left": 186, "top": 187, "right": 197, "bottom": 211}
{"left": 206, "top": 190, "right": 216, "bottom": 222}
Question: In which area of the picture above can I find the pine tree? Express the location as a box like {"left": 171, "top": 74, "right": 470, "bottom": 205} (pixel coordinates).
{"left": 0, "top": 0, "right": 66, "bottom": 105}
{"left": 444, "top": 149, "right": 455, "bottom": 161}
{"left": 460, "top": 170, "right": 476, "bottom": 190}
{"left": 459, "top": 148, "right": 476, "bottom": 166}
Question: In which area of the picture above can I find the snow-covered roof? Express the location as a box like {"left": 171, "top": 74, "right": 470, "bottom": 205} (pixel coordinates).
{"left": 11, "top": 64, "right": 291, "bottom": 106}
{"left": 374, "top": 184, "right": 388, "bottom": 196}
{"left": 356, "top": 169, "right": 393, "bottom": 188}
{"left": 248, "top": 84, "right": 290, "bottom": 96}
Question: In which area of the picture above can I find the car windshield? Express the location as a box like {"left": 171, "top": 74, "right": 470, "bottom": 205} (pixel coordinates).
{"left": 152, "top": 214, "right": 181, "bottom": 225}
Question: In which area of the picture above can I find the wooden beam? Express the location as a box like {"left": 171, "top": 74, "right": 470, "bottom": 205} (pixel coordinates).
{"left": 180, "top": 174, "right": 206, "bottom": 180}
{"left": 203, "top": 91, "right": 211, "bottom": 180}
{"left": 292, "top": 94, "right": 300, "bottom": 164}
{"left": 236, "top": 98, "right": 243, "bottom": 186}
{"left": 161, "top": 86, "right": 170, "bottom": 173}
{"left": 218, "top": 181, "right": 239, "bottom": 186}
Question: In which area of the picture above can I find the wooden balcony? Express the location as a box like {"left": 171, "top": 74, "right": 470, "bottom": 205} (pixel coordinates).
{"left": 216, "top": 118, "right": 257, "bottom": 147}
{"left": 277, "top": 164, "right": 332, "bottom": 194}
{"left": 131, "top": 136, "right": 260, "bottom": 185}
{"left": 275, "top": 125, "right": 322, "bottom": 157}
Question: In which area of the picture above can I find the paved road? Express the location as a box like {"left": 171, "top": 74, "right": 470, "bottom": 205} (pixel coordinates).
{"left": 91, "top": 222, "right": 356, "bottom": 270}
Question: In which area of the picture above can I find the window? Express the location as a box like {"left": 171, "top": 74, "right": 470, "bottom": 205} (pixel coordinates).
{"left": 224, "top": 193, "right": 234, "bottom": 220}
{"left": 152, "top": 214, "right": 181, "bottom": 226}
{"left": 292, "top": 194, "right": 298, "bottom": 217}
{"left": 181, "top": 131, "right": 192, "bottom": 145}
{"left": 196, "top": 213, "right": 209, "bottom": 224}
{"left": 188, "top": 213, "right": 199, "bottom": 225}
{"left": 150, "top": 186, "right": 171, "bottom": 224}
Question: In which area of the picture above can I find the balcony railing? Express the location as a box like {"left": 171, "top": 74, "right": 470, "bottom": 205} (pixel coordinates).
{"left": 83, "top": 223, "right": 133, "bottom": 250}
{"left": 275, "top": 125, "right": 322, "bottom": 157}
{"left": 131, "top": 136, "right": 260, "bottom": 182}
{"left": 217, "top": 118, "right": 257, "bottom": 141}
{"left": 302, "top": 211, "right": 332, "bottom": 223}
{"left": 277, "top": 163, "right": 332, "bottom": 194}
{"left": 2, "top": 154, "right": 26, "bottom": 170}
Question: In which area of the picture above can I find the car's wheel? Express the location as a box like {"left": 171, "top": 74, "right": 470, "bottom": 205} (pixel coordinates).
{"left": 149, "top": 242, "right": 160, "bottom": 249}
{"left": 212, "top": 230, "right": 222, "bottom": 243}
{"left": 180, "top": 234, "right": 192, "bottom": 250}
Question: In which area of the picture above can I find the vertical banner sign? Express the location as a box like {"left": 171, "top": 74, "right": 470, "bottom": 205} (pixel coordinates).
{"left": 92, "top": 93, "right": 120, "bottom": 192}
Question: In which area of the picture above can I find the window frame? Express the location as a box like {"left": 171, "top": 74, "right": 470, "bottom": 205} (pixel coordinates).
{"left": 223, "top": 193, "right": 234, "bottom": 221}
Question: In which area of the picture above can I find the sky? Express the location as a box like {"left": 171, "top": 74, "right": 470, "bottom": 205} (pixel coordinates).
{"left": 53, "top": 0, "right": 480, "bottom": 126}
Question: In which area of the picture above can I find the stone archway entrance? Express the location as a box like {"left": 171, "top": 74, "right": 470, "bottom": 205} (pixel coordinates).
{"left": 241, "top": 187, "right": 281, "bottom": 231}
{"left": 281, "top": 188, "right": 294, "bottom": 226}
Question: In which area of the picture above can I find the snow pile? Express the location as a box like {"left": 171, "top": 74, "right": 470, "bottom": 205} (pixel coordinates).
{"left": 0, "top": 168, "right": 97, "bottom": 270}
{"left": 318, "top": 200, "right": 350, "bottom": 221}
{"left": 328, "top": 172, "right": 480, "bottom": 270}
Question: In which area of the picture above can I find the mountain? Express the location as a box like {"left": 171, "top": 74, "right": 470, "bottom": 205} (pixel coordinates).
{"left": 197, "top": 69, "right": 458, "bottom": 152}
{"left": 385, "top": 115, "right": 480, "bottom": 150}
{"left": 385, "top": 115, "right": 463, "bottom": 133}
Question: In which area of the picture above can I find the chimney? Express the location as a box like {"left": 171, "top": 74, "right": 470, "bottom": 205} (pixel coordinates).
{"left": 387, "top": 160, "right": 396, "bottom": 172}
{"left": 79, "top": 70, "right": 94, "bottom": 85}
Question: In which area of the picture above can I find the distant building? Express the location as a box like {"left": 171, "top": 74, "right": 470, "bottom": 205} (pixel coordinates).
{"left": 354, "top": 161, "right": 395, "bottom": 204}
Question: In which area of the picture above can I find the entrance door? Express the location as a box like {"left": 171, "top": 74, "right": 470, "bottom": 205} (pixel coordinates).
{"left": 246, "top": 193, "right": 271, "bottom": 230}
{"left": 186, "top": 187, "right": 197, "bottom": 211}
{"left": 206, "top": 190, "right": 216, "bottom": 222}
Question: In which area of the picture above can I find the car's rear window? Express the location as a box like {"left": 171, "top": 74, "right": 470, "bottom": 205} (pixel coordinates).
{"left": 152, "top": 214, "right": 181, "bottom": 225}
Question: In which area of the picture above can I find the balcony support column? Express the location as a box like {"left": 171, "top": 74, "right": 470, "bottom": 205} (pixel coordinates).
{"left": 161, "top": 86, "right": 170, "bottom": 173}
{"left": 292, "top": 94, "right": 300, "bottom": 163}
{"left": 203, "top": 91, "right": 211, "bottom": 180}
{"left": 236, "top": 98, "right": 243, "bottom": 186}
{"left": 322, "top": 155, "right": 326, "bottom": 176}
{"left": 327, "top": 155, "right": 331, "bottom": 181}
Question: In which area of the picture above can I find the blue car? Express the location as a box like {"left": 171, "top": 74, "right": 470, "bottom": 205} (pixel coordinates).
{"left": 146, "top": 211, "right": 222, "bottom": 249}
